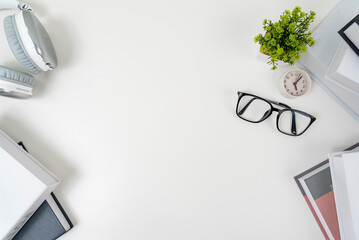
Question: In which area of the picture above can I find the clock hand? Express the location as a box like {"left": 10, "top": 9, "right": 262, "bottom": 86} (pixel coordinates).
{"left": 293, "top": 76, "right": 302, "bottom": 85}
{"left": 293, "top": 76, "right": 302, "bottom": 90}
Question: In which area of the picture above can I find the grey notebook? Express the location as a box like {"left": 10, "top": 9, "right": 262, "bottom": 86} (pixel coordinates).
{"left": 13, "top": 193, "right": 73, "bottom": 240}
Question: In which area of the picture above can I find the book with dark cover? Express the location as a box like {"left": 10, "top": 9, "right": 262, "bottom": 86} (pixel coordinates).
{"left": 294, "top": 142, "right": 359, "bottom": 240}
{"left": 13, "top": 193, "right": 73, "bottom": 240}
{"left": 339, "top": 14, "right": 359, "bottom": 57}
{"left": 13, "top": 142, "right": 73, "bottom": 240}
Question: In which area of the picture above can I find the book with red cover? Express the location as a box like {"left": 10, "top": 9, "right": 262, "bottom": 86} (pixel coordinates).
{"left": 294, "top": 142, "right": 359, "bottom": 240}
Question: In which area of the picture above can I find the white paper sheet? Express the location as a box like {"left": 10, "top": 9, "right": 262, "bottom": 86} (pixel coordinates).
{"left": 341, "top": 152, "right": 359, "bottom": 240}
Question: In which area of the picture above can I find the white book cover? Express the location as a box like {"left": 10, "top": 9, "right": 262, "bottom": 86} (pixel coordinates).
{"left": 329, "top": 151, "right": 359, "bottom": 240}
{"left": 341, "top": 152, "right": 359, "bottom": 239}
{"left": 329, "top": 153, "right": 351, "bottom": 240}
{"left": 0, "top": 130, "right": 60, "bottom": 240}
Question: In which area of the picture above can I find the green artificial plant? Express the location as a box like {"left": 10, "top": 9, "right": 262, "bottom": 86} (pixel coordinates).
{"left": 254, "top": 6, "right": 316, "bottom": 70}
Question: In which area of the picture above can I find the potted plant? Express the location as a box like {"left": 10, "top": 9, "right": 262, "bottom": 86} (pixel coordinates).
{"left": 254, "top": 6, "right": 316, "bottom": 70}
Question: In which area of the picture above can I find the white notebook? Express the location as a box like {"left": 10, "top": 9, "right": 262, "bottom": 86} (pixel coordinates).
{"left": 0, "top": 130, "right": 59, "bottom": 240}
{"left": 329, "top": 151, "right": 359, "bottom": 240}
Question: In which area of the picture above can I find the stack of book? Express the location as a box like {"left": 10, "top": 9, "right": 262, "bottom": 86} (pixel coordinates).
{"left": 0, "top": 131, "right": 73, "bottom": 240}
{"left": 294, "top": 142, "right": 359, "bottom": 240}
{"left": 297, "top": 0, "right": 359, "bottom": 121}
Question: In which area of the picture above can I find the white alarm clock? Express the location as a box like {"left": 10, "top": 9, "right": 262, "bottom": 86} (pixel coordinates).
{"left": 279, "top": 69, "right": 312, "bottom": 98}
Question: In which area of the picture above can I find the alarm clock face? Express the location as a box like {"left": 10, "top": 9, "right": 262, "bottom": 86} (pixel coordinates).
{"left": 283, "top": 69, "right": 311, "bottom": 97}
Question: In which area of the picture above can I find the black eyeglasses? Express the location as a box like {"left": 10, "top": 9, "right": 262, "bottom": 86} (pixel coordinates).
{"left": 236, "top": 91, "right": 316, "bottom": 136}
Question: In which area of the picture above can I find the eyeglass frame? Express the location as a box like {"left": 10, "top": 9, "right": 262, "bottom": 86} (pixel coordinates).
{"left": 235, "top": 91, "right": 316, "bottom": 136}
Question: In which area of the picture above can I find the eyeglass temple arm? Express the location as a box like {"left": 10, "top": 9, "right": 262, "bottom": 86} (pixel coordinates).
{"left": 267, "top": 100, "right": 297, "bottom": 134}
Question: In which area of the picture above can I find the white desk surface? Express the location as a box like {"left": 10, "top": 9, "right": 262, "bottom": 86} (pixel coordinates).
{"left": 1, "top": 0, "right": 359, "bottom": 239}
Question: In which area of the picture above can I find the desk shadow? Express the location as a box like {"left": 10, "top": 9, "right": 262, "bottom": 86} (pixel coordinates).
{"left": 0, "top": 116, "right": 79, "bottom": 225}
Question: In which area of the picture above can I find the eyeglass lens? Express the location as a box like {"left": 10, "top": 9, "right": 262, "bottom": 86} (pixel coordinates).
{"left": 236, "top": 95, "right": 271, "bottom": 122}
{"left": 277, "top": 110, "right": 311, "bottom": 135}
{"left": 237, "top": 95, "right": 313, "bottom": 136}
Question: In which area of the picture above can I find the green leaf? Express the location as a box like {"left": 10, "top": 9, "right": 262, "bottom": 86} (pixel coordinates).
{"left": 255, "top": 6, "right": 316, "bottom": 70}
